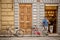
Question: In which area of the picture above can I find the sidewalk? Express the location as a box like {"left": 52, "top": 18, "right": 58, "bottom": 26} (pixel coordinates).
{"left": 0, "top": 34, "right": 60, "bottom": 37}
{"left": 0, "top": 36, "right": 60, "bottom": 40}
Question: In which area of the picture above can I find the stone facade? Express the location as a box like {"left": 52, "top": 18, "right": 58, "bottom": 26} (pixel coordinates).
{"left": 0, "top": 0, "right": 60, "bottom": 35}
{"left": 0, "top": 1, "right": 1, "bottom": 30}
{"left": 0, "top": 0, "right": 14, "bottom": 35}
{"left": 14, "top": 0, "right": 60, "bottom": 35}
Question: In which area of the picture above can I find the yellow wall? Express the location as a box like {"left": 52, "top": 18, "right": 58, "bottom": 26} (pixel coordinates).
{"left": 0, "top": 0, "right": 14, "bottom": 35}
{"left": 0, "top": 2, "right": 1, "bottom": 30}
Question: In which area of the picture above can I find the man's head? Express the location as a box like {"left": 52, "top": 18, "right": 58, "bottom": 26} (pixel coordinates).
{"left": 34, "top": 25, "right": 36, "bottom": 27}
{"left": 44, "top": 17, "right": 47, "bottom": 19}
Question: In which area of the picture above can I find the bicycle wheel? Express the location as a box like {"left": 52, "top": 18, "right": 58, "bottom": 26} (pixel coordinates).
{"left": 16, "top": 29, "right": 24, "bottom": 37}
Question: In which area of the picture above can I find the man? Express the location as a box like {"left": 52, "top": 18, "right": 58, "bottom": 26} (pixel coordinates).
{"left": 42, "top": 17, "right": 49, "bottom": 35}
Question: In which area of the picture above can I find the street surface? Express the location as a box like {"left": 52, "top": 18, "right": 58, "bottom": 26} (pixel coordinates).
{"left": 0, "top": 37, "right": 60, "bottom": 40}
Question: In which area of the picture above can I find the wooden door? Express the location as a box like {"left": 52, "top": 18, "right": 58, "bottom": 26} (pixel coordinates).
{"left": 45, "top": 6, "right": 58, "bottom": 33}
{"left": 19, "top": 4, "right": 32, "bottom": 35}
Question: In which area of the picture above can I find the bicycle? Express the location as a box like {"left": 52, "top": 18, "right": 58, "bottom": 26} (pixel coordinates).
{"left": 7, "top": 26, "right": 24, "bottom": 37}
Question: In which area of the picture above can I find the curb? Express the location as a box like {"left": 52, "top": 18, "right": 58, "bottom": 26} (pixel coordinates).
{"left": 0, "top": 35, "right": 60, "bottom": 37}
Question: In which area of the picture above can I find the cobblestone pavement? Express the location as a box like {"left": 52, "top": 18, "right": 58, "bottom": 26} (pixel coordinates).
{"left": 0, "top": 37, "right": 60, "bottom": 40}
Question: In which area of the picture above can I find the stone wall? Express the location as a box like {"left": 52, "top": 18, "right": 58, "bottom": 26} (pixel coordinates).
{"left": 14, "top": 0, "right": 44, "bottom": 30}
{"left": 14, "top": 0, "right": 45, "bottom": 35}
{"left": 0, "top": 0, "right": 1, "bottom": 31}
{"left": 58, "top": 3, "right": 60, "bottom": 34}
{"left": 0, "top": 0, "right": 60, "bottom": 35}
{"left": 0, "top": 0, "right": 14, "bottom": 35}
{"left": 14, "top": 0, "right": 60, "bottom": 34}
{"left": 43, "top": 0, "right": 60, "bottom": 34}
